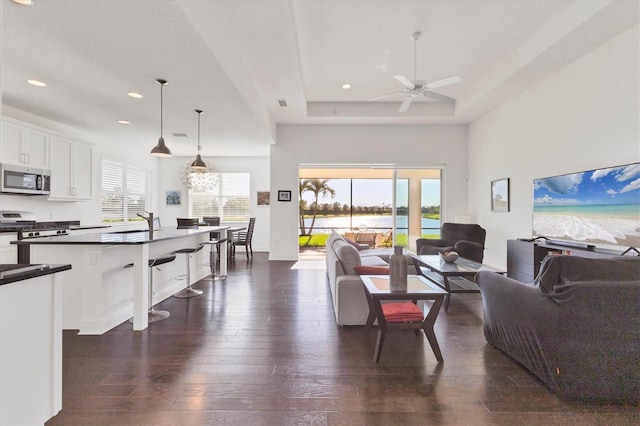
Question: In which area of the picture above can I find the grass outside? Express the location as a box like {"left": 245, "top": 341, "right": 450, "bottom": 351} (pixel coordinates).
{"left": 298, "top": 233, "right": 439, "bottom": 248}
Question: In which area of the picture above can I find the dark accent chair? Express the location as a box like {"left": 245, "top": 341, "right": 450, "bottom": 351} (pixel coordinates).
{"left": 230, "top": 217, "right": 256, "bottom": 258}
{"left": 415, "top": 223, "right": 486, "bottom": 263}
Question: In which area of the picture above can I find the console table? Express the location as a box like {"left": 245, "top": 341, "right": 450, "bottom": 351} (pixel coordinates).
{"left": 507, "top": 239, "right": 627, "bottom": 282}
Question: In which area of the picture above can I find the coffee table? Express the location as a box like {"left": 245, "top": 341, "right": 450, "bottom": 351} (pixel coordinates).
{"left": 409, "top": 254, "right": 506, "bottom": 312}
{"left": 360, "top": 275, "right": 448, "bottom": 363}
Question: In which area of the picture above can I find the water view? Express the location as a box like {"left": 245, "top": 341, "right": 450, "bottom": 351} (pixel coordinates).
{"left": 301, "top": 215, "right": 440, "bottom": 234}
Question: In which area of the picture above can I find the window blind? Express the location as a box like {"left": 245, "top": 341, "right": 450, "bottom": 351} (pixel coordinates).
{"left": 101, "top": 159, "right": 146, "bottom": 223}
{"left": 190, "top": 173, "right": 249, "bottom": 221}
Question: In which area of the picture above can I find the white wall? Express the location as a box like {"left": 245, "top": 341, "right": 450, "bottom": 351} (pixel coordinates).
{"left": 467, "top": 24, "right": 640, "bottom": 269}
{"left": 271, "top": 124, "right": 468, "bottom": 260}
{"left": 156, "top": 156, "right": 270, "bottom": 252}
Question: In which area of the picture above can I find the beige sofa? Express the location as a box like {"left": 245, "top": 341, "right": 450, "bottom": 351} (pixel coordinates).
{"left": 325, "top": 231, "right": 396, "bottom": 325}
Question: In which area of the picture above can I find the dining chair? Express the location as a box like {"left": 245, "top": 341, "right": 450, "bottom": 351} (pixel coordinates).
{"left": 176, "top": 218, "right": 199, "bottom": 229}
{"left": 230, "top": 217, "right": 256, "bottom": 258}
{"left": 202, "top": 216, "right": 220, "bottom": 226}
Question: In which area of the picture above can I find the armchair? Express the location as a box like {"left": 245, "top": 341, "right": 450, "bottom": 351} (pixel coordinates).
{"left": 416, "top": 223, "right": 486, "bottom": 263}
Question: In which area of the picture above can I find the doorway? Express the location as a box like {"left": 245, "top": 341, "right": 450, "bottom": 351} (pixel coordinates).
{"left": 298, "top": 166, "right": 442, "bottom": 257}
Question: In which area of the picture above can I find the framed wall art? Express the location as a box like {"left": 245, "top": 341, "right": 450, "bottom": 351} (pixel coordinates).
{"left": 165, "top": 190, "right": 182, "bottom": 206}
{"left": 491, "top": 178, "right": 510, "bottom": 212}
{"left": 257, "top": 191, "right": 270, "bottom": 206}
{"left": 277, "top": 190, "right": 292, "bottom": 202}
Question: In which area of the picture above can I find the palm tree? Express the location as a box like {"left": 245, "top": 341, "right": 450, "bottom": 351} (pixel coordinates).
{"left": 303, "top": 179, "right": 335, "bottom": 235}
{"left": 299, "top": 180, "right": 313, "bottom": 235}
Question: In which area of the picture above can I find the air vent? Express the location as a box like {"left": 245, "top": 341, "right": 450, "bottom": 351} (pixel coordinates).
{"left": 278, "top": 100, "right": 288, "bottom": 107}
{"left": 171, "top": 133, "right": 190, "bottom": 137}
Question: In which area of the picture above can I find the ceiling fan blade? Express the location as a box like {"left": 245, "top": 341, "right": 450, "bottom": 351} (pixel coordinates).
{"left": 368, "top": 91, "right": 405, "bottom": 101}
{"left": 394, "top": 75, "right": 415, "bottom": 89}
{"left": 398, "top": 96, "right": 413, "bottom": 113}
{"left": 426, "top": 75, "right": 462, "bottom": 89}
{"left": 422, "top": 90, "right": 455, "bottom": 103}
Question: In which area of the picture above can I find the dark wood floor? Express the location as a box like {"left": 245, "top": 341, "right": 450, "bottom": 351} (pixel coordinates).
{"left": 47, "top": 253, "right": 637, "bottom": 425}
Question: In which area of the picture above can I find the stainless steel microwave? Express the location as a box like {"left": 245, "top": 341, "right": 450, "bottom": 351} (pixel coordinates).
{"left": 0, "top": 163, "right": 51, "bottom": 195}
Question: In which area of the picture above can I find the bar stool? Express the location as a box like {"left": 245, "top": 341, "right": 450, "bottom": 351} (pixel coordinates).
{"left": 172, "top": 245, "right": 204, "bottom": 298}
{"left": 174, "top": 218, "right": 204, "bottom": 298}
{"left": 202, "top": 217, "right": 227, "bottom": 280}
{"left": 200, "top": 238, "right": 221, "bottom": 281}
{"left": 126, "top": 254, "right": 176, "bottom": 323}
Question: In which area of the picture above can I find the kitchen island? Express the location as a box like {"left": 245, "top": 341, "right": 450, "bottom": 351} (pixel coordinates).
{"left": 12, "top": 226, "right": 229, "bottom": 334}
{"left": 1, "top": 263, "right": 71, "bottom": 425}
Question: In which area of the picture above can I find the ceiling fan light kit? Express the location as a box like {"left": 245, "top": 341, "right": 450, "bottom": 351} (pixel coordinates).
{"left": 369, "top": 31, "right": 462, "bottom": 112}
{"left": 150, "top": 78, "right": 172, "bottom": 157}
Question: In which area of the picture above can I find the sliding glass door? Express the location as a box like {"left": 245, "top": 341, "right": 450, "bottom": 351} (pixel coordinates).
{"left": 299, "top": 166, "right": 441, "bottom": 251}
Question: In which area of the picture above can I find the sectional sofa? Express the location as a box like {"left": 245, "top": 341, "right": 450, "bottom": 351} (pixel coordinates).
{"left": 325, "top": 231, "right": 397, "bottom": 325}
{"left": 477, "top": 255, "right": 640, "bottom": 402}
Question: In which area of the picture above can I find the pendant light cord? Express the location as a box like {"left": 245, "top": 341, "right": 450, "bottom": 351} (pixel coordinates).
{"left": 160, "top": 83, "right": 163, "bottom": 138}
{"left": 414, "top": 35, "right": 418, "bottom": 81}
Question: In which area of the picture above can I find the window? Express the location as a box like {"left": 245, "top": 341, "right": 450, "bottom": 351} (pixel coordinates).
{"left": 189, "top": 172, "right": 250, "bottom": 222}
{"left": 101, "top": 159, "right": 147, "bottom": 223}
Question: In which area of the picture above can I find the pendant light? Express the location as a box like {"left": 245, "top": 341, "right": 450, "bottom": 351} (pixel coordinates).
{"left": 190, "top": 109, "right": 207, "bottom": 169}
{"left": 150, "top": 78, "right": 172, "bottom": 157}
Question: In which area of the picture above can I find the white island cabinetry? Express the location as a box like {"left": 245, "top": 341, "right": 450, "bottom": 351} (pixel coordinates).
{"left": 49, "top": 136, "right": 93, "bottom": 200}
{"left": 20, "top": 226, "right": 230, "bottom": 334}
{"left": 0, "top": 265, "right": 71, "bottom": 426}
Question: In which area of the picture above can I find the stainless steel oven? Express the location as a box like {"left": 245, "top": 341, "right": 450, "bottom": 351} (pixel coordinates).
{"left": 0, "top": 163, "right": 51, "bottom": 195}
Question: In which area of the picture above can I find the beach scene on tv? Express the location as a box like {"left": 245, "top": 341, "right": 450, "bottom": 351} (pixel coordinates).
{"left": 533, "top": 163, "right": 640, "bottom": 248}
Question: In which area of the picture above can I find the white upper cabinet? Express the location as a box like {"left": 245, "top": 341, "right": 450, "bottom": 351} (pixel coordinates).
{"left": 48, "top": 136, "right": 93, "bottom": 201}
{"left": 1, "top": 121, "right": 50, "bottom": 169}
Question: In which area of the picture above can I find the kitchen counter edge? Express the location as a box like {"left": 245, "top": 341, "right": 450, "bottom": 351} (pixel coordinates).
{"left": 0, "top": 264, "right": 72, "bottom": 286}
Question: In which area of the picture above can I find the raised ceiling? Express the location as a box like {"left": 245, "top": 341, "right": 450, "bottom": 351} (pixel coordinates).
{"left": 2, "top": 0, "right": 638, "bottom": 157}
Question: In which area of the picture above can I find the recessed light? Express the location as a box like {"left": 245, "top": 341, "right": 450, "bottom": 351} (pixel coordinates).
{"left": 342, "top": 83, "right": 352, "bottom": 89}
{"left": 12, "top": 0, "right": 36, "bottom": 6}
{"left": 117, "top": 120, "right": 130, "bottom": 125}
{"left": 127, "top": 92, "right": 143, "bottom": 99}
{"left": 27, "top": 79, "right": 46, "bottom": 87}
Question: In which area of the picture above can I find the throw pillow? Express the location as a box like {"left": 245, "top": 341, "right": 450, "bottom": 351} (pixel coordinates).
{"left": 345, "top": 238, "right": 365, "bottom": 251}
{"left": 354, "top": 265, "right": 390, "bottom": 275}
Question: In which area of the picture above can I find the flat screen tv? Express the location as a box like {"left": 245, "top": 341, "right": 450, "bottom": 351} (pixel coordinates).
{"left": 533, "top": 162, "right": 640, "bottom": 249}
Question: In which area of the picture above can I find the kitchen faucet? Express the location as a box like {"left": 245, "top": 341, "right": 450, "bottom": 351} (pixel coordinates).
{"left": 137, "top": 211, "right": 154, "bottom": 237}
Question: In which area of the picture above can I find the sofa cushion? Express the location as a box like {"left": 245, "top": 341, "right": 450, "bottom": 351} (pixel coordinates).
{"left": 328, "top": 230, "right": 345, "bottom": 247}
{"left": 535, "top": 255, "right": 640, "bottom": 295}
{"left": 345, "top": 238, "right": 368, "bottom": 251}
{"left": 334, "top": 239, "right": 362, "bottom": 275}
{"left": 354, "top": 265, "right": 390, "bottom": 275}
{"left": 360, "top": 255, "right": 388, "bottom": 267}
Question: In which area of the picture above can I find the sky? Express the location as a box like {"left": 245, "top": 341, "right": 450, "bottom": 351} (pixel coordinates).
{"left": 300, "top": 178, "right": 441, "bottom": 207}
{"left": 533, "top": 163, "right": 640, "bottom": 206}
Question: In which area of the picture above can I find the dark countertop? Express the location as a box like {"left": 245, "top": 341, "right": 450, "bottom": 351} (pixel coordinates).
{"left": 11, "top": 226, "right": 229, "bottom": 245}
{"left": 0, "top": 264, "right": 72, "bottom": 286}
{"left": 0, "top": 222, "right": 110, "bottom": 234}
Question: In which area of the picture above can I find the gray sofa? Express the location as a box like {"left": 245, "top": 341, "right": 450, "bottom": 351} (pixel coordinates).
{"left": 325, "top": 231, "right": 395, "bottom": 325}
{"left": 476, "top": 255, "right": 640, "bottom": 402}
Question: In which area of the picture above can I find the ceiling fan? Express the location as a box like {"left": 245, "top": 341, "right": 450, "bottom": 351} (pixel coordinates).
{"left": 369, "top": 31, "right": 462, "bottom": 113}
